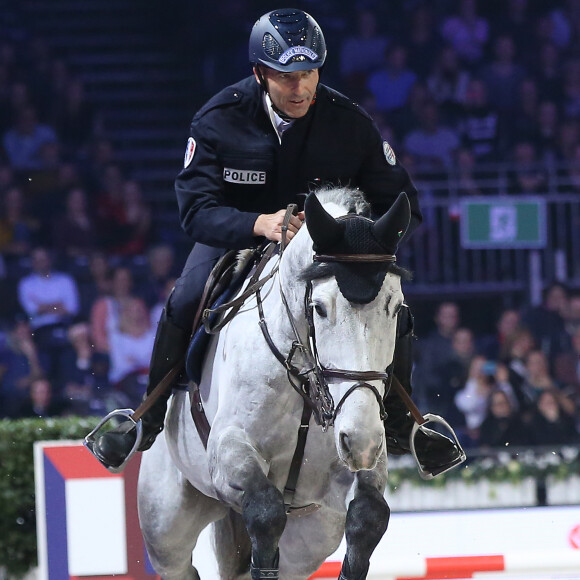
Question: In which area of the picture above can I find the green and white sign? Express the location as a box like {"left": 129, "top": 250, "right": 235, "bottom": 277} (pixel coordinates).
{"left": 460, "top": 197, "right": 547, "bottom": 249}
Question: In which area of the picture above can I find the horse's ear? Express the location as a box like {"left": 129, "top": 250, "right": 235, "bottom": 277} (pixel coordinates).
{"left": 304, "top": 193, "right": 344, "bottom": 250}
{"left": 372, "top": 192, "right": 411, "bottom": 253}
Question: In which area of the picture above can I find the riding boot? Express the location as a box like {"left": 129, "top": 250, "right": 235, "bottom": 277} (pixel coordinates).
{"left": 93, "top": 309, "right": 191, "bottom": 469}
{"left": 384, "top": 305, "right": 463, "bottom": 475}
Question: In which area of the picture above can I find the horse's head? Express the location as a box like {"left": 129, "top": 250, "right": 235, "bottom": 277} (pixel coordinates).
{"left": 281, "top": 187, "right": 410, "bottom": 471}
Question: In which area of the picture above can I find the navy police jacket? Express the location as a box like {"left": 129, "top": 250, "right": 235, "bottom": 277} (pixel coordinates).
{"left": 175, "top": 75, "right": 421, "bottom": 250}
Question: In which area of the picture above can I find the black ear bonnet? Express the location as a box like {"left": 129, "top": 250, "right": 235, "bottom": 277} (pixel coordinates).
{"left": 304, "top": 192, "right": 410, "bottom": 304}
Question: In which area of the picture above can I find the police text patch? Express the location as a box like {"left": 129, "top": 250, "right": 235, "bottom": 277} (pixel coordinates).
{"left": 223, "top": 168, "right": 266, "bottom": 184}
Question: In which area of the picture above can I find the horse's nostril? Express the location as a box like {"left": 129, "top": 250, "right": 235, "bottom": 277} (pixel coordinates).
{"left": 340, "top": 432, "right": 350, "bottom": 455}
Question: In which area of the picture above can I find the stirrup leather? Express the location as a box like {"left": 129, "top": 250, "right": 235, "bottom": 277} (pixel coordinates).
{"left": 84, "top": 409, "right": 143, "bottom": 474}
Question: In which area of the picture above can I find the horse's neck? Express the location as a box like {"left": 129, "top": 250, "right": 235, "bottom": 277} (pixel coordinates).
{"left": 260, "top": 237, "right": 311, "bottom": 341}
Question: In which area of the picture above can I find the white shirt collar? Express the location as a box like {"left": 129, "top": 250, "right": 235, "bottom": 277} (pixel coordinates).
{"left": 263, "top": 92, "right": 294, "bottom": 143}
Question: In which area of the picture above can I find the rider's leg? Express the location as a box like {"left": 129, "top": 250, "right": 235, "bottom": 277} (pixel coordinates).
{"left": 93, "top": 245, "right": 225, "bottom": 469}
{"left": 384, "top": 304, "right": 463, "bottom": 475}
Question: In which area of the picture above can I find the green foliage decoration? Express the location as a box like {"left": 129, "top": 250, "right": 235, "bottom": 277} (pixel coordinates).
{"left": 0, "top": 417, "right": 99, "bottom": 579}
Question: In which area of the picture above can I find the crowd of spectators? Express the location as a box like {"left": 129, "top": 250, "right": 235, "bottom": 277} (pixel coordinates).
{"left": 413, "top": 284, "right": 580, "bottom": 449}
{"left": 0, "top": 0, "right": 579, "bottom": 450}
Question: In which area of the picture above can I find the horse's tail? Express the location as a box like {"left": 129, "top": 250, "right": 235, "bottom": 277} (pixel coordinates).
{"left": 212, "top": 508, "right": 252, "bottom": 577}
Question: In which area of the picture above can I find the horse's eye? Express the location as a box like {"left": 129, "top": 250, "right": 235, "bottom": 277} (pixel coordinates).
{"left": 310, "top": 302, "right": 327, "bottom": 318}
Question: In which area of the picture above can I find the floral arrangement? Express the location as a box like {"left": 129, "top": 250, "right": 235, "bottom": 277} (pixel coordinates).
{"left": 387, "top": 445, "right": 580, "bottom": 492}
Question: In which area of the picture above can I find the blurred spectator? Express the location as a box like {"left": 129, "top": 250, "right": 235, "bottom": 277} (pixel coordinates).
{"left": 82, "top": 137, "right": 116, "bottom": 193}
{"left": 563, "top": 293, "right": 580, "bottom": 337}
{"left": 115, "top": 179, "right": 152, "bottom": 255}
{"left": 140, "top": 243, "right": 179, "bottom": 308}
{"left": 478, "top": 387, "right": 530, "bottom": 449}
{"left": 501, "top": 326, "right": 536, "bottom": 410}
{"left": 2, "top": 105, "right": 58, "bottom": 171}
{"left": 478, "top": 308, "right": 521, "bottom": 361}
{"left": 0, "top": 82, "right": 35, "bottom": 135}
{"left": 521, "top": 282, "right": 571, "bottom": 361}
{"left": 0, "top": 318, "right": 46, "bottom": 418}
{"left": 338, "top": 8, "right": 389, "bottom": 100}
{"left": 527, "top": 388, "right": 580, "bottom": 446}
{"left": 50, "top": 78, "right": 97, "bottom": 157}
{"left": 61, "top": 322, "right": 111, "bottom": 416}
{"left": 15, "top": 376, "right": 69, "bottom": 419}
{"left": 491, "top": 0, "right": 535, "bottom": 59}
{"left": 440, "top": 0, "right": 489, "bottom": 69}
{"left": 414, "top": 301, "right": 461, "bottom": 411}
{"left": 108, "top": 297, "right": 155, "bottom": 407}
{"left": 452, "top": 147, "right": 483, "bottom": 196}
{"left": 426, "top": 45, "right": 471, "bottom": 124}
{"left": 505, "top": 78, "right": 540, "bottom": 146}
{"left": 548, "top": 2, "right": 576, "bottom": 51}
{"left": 390, "top": 81, "right": 432, "bottom": 140}
{"left": 95, "top": 162, "right": 125, "bottom": 229}
{"left": 403, "top": 99, "right": 460, "bottom": 170}
{"left": 0, "top": 187, "right": 39, "bottom": 260}
{"left": 17, "top": 246, "right": 80, "bottom": 386}
{"left": 367, "top": 43, "right": 418, "bottom": 115}
{"left": 405, "top": 4, "right": 442, "bottom": 80}
{"left": 457, "top": 78, "right": 502, "bottom": 162}
{"left": 507, "top": 141, "right": 547, "bottom": 194}
{"left": 454, "top": 355, "right": 514, "bottom": 444}
{"left": 51, "top": 188, "right": 97, "bottom": 259}
{"left": 534, "top": 100, "right": 560, "bottom": 163}
{"left": 554, "top": 327, "right": 580, "bottom": 393}
{"left": 77, "top": 251, "right": 113, "bottom": 319}
{"left": 89, "top": 265, "right": 142, "bottom": 355}
{"left": 479, "top": 34, "right": 527, "bottom": 117}
{"left": 533, "top": 41, "right": 563, "bottom": 102}
{"left": 562, "top": 58, "right": 580, "bottom": 119}
{"left": 555, "top": 120, "right": 580, "bottom": 166}
{"left": 95, "top": 167, "right": 151, "bottom": 255}
{"left": 434, "top": 326, "right": 477, "bottom": 415}
{"left": 0, "top": 163, "right": 15, "bottom": 194}
{"left": 520, "top": 349, "right": 565, "bottom": 409}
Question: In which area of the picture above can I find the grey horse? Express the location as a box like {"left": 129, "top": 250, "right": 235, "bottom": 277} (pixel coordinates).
{"left": 137, "top": 186, "right": 411, "bottom": 579}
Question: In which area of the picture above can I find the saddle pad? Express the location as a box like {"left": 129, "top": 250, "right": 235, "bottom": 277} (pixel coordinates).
{"left": 185, "top": 253, "right": 257, "bottom": 384}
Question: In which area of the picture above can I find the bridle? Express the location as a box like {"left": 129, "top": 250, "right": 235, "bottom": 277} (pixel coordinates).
{"left": 257, "top": 246, "right": 398, "bottom": 431}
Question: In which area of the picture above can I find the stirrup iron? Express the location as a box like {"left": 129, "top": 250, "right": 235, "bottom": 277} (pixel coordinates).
{"left": 84, "top": 408, "right": 143, "bottom": 474}
{"left": 410, "top": 413, "right": 466, "bottom": 480}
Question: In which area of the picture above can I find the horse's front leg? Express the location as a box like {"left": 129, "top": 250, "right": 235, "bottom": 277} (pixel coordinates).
{"left": 211, "top": 426, "right": 287, "bottom": 580}
{"left": 339, "top": 465, "right": 390, "bottom": 580}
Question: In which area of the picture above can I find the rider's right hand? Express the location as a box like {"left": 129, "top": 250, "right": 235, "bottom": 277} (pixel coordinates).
{"left": 253, "top": 209, "right": 305, "bottom": 243}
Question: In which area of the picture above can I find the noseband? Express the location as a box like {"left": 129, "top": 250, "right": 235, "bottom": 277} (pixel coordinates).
{"left": 258, "top": 250, "right": 398, "bottom": 430}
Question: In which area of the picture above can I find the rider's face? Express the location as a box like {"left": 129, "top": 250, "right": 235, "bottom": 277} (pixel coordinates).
{"left": 255, "top": 66, "right": 319, "bottom": 119}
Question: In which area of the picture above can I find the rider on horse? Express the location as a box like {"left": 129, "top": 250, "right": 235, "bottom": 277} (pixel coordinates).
{"left": 91, "top": 8, "right": 463, "bottom": 477}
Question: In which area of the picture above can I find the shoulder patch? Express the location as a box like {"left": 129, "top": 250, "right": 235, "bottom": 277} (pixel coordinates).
{"left": 184, "top": 137, "right": 196, "bottom": 168}
{"left": 193, "top": 88, "right": 244, "bottom": 121}
{"left": 383, "top": 141, "right": 396, "bottom": 166}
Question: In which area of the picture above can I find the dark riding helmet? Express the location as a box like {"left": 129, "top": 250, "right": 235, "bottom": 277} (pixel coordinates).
{"left": 249, "top": 8, "right": 327, "bottom": 72}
